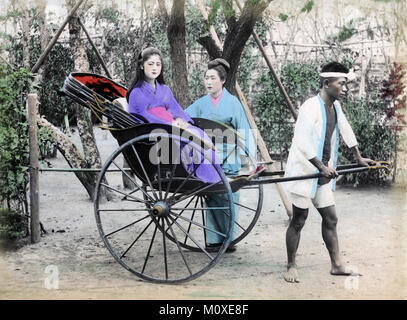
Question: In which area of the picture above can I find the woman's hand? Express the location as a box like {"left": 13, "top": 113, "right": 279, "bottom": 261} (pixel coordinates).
{"left": 173, "top": 118, "right": 189, "bottom": 130}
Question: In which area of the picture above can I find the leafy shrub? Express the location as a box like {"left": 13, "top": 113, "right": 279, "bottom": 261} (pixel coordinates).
{"left": 38, "top": 126, "right": 57, "bottom": 160}
{"left": 0, "top": 65, "right": 31, "bottom": 204}
{"left": 0, "top": 64, "right": 56, "bottom": 239}
{"left": 0, "top": 208, "right": 27, "bottom": 239}
{"left": 188, "top": 64, "right": 206, "bottom": 103}
{"left": 38, "top": 43, "right": 75, "bottom": 126}
{"left": 340, "top": 94, "right": 396, "bottom": 184}
{"left": 253, "top": 61, "right": 320, "bottom": 156}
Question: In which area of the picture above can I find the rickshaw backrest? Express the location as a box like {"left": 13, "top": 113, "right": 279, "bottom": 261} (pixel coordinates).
{"left": 61, "top": 73, "right": 148, "bottom": 127}
{"left": 72, "top": 73, "right": 127, "bottom": 101}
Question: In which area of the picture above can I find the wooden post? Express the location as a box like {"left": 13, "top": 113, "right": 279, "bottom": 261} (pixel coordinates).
{"left": 196, "top": 0, "right": 293, "bottom": 217}
{"left": 27, "top": 93, "right": 40, "bottom": 243}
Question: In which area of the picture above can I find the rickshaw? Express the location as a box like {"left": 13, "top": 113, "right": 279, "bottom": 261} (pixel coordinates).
{"left": 60, "top": 73, "right": 390, "bottom": 284}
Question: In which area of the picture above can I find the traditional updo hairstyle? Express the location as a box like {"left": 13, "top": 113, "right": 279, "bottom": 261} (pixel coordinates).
{"left": 207, "top": 58, "right": 230, "bottom": 83}
{"left": 126, "top": 47, "right": 166, "bottom": 101}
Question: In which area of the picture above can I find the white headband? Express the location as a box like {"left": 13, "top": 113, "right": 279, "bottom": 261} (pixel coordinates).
{"left": 320, "top": 70, "right": 356, "bottom": 81}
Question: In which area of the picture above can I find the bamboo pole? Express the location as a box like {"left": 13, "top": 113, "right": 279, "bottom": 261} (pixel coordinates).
{"left": 234, "top": 84, "right": 292, "bottom": 217}
{"left": 78, "top": 18, "right": 112, "bottom": 79}
{"left": 234, "top": 0, "right": 297, "bottom": 120}
{"left": 31, "top": 0, "right": 86, "bottom": 73}
{"left": 27, "top": 94, "right": 40, "bottom": 243}
{"left": 196, "top": 0, "right": 293, "bottom": 217}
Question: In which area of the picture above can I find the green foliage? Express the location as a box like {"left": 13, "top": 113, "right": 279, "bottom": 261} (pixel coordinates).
{"left": 38, "top": 126, "right": 56, "bottom": 160}
{"left": 2, "top": 7, "right": 75, "bottom": 126}
{"left": 188, "top": 65, "right": 206, "bottom": 103}
{"left": 0, "top": 65, "right": 31, "bottom": 203}
{"left": 185, "top": 3, "right": 205, "bottom": 50}
{"left": 239, "top": 18, "right": 271, "bottom": 94}
{"left": 279, "top": 0, "right": 314, "bottom": 22}
{"left": 328, "top": 20, "right": 360, "bottom": 43}
{"left": 337, "top": 26, "right": 355, "bottom": 42}
{"left": 280, "top": 61, "right": 320, "bottom": 105}
{"left": 0, "top": 207, "right": 27, "bottom": 239}
{"left": 279, "top": 13, "right": 288, "bottom": 22}
{"left": 0, "top": 64, "right": 56, "bottom": 239}
{"left": 339, "top": 94, "right": 396, "bottom": 184}
{"left": 202, "top": 0, "right": 227, "bottom": 42}
{"left": 253, "top": 72, "right": 294, "bottom": 157}
{"left": 38, "top": 43, "right": 75, "bottom": 125}
{"left": 143, "top": 16, "right": 173, "bottom": 86}
{"left": 239, "top": 39, "right": 258, "bottom": 94}
{"left": 96, "top": 7, "right": 120, "bottom": 26}
{"left": 219, "top": 0, "right": 234, "bottom": 20}
{"left": 206, "top": 0, "right": 222, "bottom": 34}
{"left": 253, "top": 61, "right": 320, "bottom": 156}
{"left": 301, "top": 0, "right": 314, "bottom": 13}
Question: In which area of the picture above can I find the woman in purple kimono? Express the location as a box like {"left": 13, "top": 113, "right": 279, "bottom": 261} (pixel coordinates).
{"left": 126, "top": 47, "right": 219, "bottom": 183}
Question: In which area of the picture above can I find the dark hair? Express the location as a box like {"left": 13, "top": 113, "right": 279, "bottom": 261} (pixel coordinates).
{"left": 321, "top": 61, "right": 349, "bottom": 74}
{"left": 207, "top": 58, "right": 230, "bottom": 82}
{"left": 126, "top": 47, "right": 166, "bottom": 101}
{"left": 320, "top": 62, "right": 349, "bottom": 88}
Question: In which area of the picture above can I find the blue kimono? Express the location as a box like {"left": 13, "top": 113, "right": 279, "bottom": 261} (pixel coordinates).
{"left": 186, "top": 88, "right": 256, "bottom": 245}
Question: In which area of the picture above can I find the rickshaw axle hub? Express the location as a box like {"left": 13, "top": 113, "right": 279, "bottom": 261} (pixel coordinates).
{"left": 151, "top": 201, "right": 169, "bottom": 217}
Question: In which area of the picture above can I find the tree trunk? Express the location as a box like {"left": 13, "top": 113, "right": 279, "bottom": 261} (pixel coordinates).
{"left": 20, "top": 1, "right": 30, "bottom": 68}
{"left": 67, "top": 1, "right": 105, "bottom": 200}
{"left": 34, "top": 0, "right": 50, "bottom": 84}
{"left": 198, "top": 0, "right": 272, "bottom": 94}
{"left": 36, "top": 116, "right": 97, "bottom": 198}
{"left": 158, "top": 0, "right": 191, "bottom": 108}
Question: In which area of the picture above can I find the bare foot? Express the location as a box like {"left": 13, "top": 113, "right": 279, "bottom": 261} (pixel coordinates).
{"left": 284, "top": 267, "right": 300, "bottom": 283}
{"left": 330, "top": 265, "right": 362, "bottom": 276}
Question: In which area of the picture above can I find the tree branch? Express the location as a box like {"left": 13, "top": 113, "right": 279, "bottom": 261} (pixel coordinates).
{"left": 222, "top": 0, "right": 272, "bottom": 91}
{"left": 197, "top": 34, "right": 223, "bottom": 59}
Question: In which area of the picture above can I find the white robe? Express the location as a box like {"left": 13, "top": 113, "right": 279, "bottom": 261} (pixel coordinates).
{"left": 284, "top": 94, "right": 358, "bottom": 198}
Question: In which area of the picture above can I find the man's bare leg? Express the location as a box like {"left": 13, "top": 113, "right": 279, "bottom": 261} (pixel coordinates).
{"left": 317, "top": 205, "right": 360, "bottom": 276}
{"left": 284, "top": 205, "right": 308, "bottom": 283}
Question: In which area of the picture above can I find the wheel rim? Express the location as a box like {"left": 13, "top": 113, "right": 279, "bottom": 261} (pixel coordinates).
{"left": 94, "top": 132, "right": 234, "bottom": 283}
{"left": 224, "top": 140, "right": 263, "bottom": 247}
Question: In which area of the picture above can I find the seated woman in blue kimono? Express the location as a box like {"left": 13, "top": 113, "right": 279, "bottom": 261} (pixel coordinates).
{"left": 126, "top": 47, "right": 218, "bottom": 184}
{"left": 186, "top": 58, "right": 256, "bottom": 251}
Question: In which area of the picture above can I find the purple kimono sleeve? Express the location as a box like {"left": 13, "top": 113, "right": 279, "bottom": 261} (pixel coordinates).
{"left": 128, "top": 88, "right": 171, "bottom": 125}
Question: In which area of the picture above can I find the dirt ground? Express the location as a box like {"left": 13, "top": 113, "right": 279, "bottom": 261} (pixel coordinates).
{"left": 0, "top": 127, "right": 406, "bottom": 300}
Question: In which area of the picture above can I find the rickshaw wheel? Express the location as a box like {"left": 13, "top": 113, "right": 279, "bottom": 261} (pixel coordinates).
{"left": 165, "top": 139, "right": 263, "bottom": 252}
{"left": 94, "top": 132, "right": 235, "bottom": 283}
{"left": 220, "top": 140, "right": 263, "bottom": 247}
